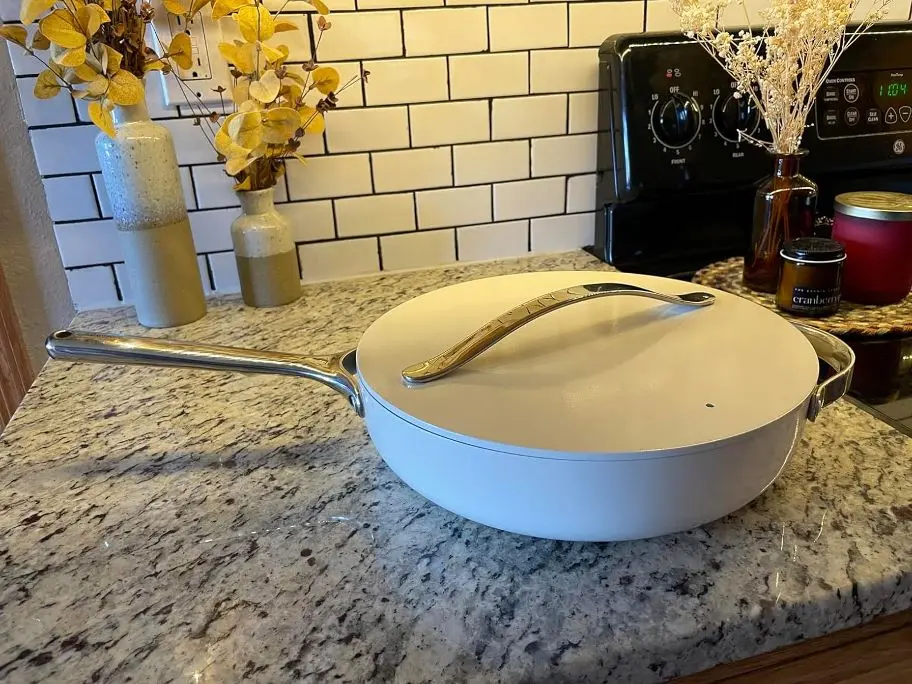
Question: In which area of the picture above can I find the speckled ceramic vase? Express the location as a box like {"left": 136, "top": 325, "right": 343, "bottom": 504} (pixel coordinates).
{"left": 95, "top": 101, "right": 206, "bottom": 328}
{"left": 231, "top": 188, "right": 301, "bottom": 308}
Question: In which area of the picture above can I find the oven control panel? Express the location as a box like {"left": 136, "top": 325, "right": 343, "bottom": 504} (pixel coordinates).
{"left": 816, "top": 70, "right": 912, "bottom": 138}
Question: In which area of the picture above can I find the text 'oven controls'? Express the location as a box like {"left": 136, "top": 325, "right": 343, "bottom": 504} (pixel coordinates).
{"left": 650, "top": 93, "right": 701, "bottom": 148}
{"left": 712, "top": 93, "right": 760, "bottom": 143}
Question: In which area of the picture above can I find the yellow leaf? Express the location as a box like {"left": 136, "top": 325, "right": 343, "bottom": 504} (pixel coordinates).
{"left": 309, "top": 0, "right": 329, "bottom": 15}
{"left": 226, "top": 155, "right": 258, "bottom": 176}
{"left": 233, "top": 176, "right": 252, "bottom": 191}
{"left": 310, "top": 66, "right": 339, "bottom": 95}
{"left": 262, "top": 106, "right": 300, "bottom": 144}
{"left": 236, "top": 4, "right": 273, "bottom": 42}
{"left": 88, "top": 100, "right": 115, "bottom": 137}
{"left": 33, "top": 68, "right": 61, "bottom": 98}
{"left": 0, "top": 25, "right": 28, "bottom": 46}
{"left": 53, "top": 46, "right": 86, "bottom": 67}
{"left": 84, "top": 75, "right": 108, "bottom": 97}
{"left": 20, "top": 0, "right": 56, "bottom": 25}
{"left": 226, "top": 109, "right": 262, "bottom": 149}
{"left": 163, "top": 0, "right": 190, "bottom": 14}
{"left": 40, "top": 9, "right": 87, "bottom": 48}
{"left": 169, "top": 32, "right": 193, "bottom": 70}
{"left": 232, "top": 79, "right": 249, "bottom": 105}
{"left": 249, "top": 69, "right": 280, "bottom": 103}
{"left": 30, "top": 29, "right": 50, "bottom": 50}
{"left": 297, "top": 104, "right": 324, "bottom": 134}
{"left": 189, "top": 0, "right": 210, "bottom": 16}
{"left": 273, "top": 20, "right": 298, "bottom": 32}
{"left": 260, "top": 43, "right": 285, "bottom": 65}
{"left": 76, "top": 4, "right": 108, "bottom": 37}
{"left": 144, "top": 57, "right": 166, "bottom": 72}
{"left": 211, "top": 0, "right": 250, "bottom": 20}
{"left": 70, "top": 62, "right": 98, "bottom": 82}
{"left": 280, "top": 82, "right": 302, "bottom": 105}
{"left": 103, "top": 44, "right": 122, "bottom": 73}
{"left": 107, "top": 69, "right": 144, "bottom": 105}
{"left": 284, "top": 70, "right": 306, "bottom": 86}
{"left": 218, "top": 41, "right": 255, "bottom": 73}
{"left": 214, "top": 126, "right": 247, "bottom": 158}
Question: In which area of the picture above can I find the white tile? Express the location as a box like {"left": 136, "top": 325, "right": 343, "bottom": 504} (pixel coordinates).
{"left": 335, "top": 193, "right": 416, "bottom": 237}
{"left": 315, "top": 10, "right": 403, "bottom": 61}
{"left": 161, "top": 118, "right": 220, "bottom": 165}
{"left": 489, "top": 4, "right": 568, "bottom": 51}
{"left": 364, "top": 57, "right": 448, "bottom": 105}
{"left": 318, "top": 62, "right": 364, "bottom": 107}
{"left": 180, "top": 167, "right": 199, "bottom": 211}
{"left": 55, "top": 220, "right": 120, "bottom": 267}
{"left": 492, "top": 94, "right": 567, "bottom": 140}
{"left": 65, "top": 266, "right": 120, "bottom": 311}
{"left": 325, "top": 107, "right": 410, "bottom": 152}
{"left": 645, "top": 0, "right": 682, "bottom": 31}
{"left": 449, "top": 52, "right": 529, "bottom": 100}
{"left": 278, "top": 200, "right": 336, "bottom": 242}
{"left": 568, "top": 92, "right": 598, "bottom": 133}
{"left": 380, "top": 229, "right": 455, "bottom": 270}
{"left": 372, "top": 147, "right": 452, "bottom": 192}
{"left": 403, "top": 7, "right": 487, "bottom": 56}
{"left": 416, "top": 185, "right": 492, "bottom": 229}
{"left": 115, "top": 256, "right": 213, "bottom": 303}
{"left": 42, "top": 176, "right": 99, "bottom": 222}
{"left": 299, "top": 238, "right": 380, "bottom": 281}
{"left": 360, "top": 0, "right": 441, "bottom": 7}
{"left": 410, "top": 100, "right": 490, "bottom": 146}
{"left": 719, "top": 0, "right": 768, "bottom": 26}
{"left": 208, "top": 251, "right": 242, "bottom": 292}
{"left": 193, "top": 164, "right": 240, "bottom": 209}
{"left": 447, "top": 0, "right": 523, "bottom": 5}
{"left": 453, "top": 140, "right": 529, "bottom": 185}
{"left": 0, "top": 0, "right": 19, "bottom": 21}
{"left": 197, "top": 255, "right": 215, "bottom": 293}
{"left": 855, "top": 0, "right": 910, "bottom": 21}
{"left": 531, "top": 212, "right": 595, "bottom": 251}
{"left": 531, "top": 48, "right": 599, "bottom": 93}
{"left": 16, "top": 77, "right": 76, "bottom": 126}
{"left": 457, "top": 220, "right": 529, "bottom": 261}
{"left": 7, "top": 28, "right": 44, "bottom": 75}
{"left": 566, "top": 173, "right": 596, "bottom": 212}
{"left": 286, "top": 154, "right": 373, "bottom": 200}
{"left": 189, "top": 208, "right": 240, "bottom": 252}
{"left": 532, "top": 133, "right": 597, "bottom": 176}
{"left": 264, "top": 0, "right": 354, "bottom": 9}
{"left": 95, "top": 168, "right": 196, "bottom": 217}
{"left": 493, "top": 176, "right": 565, "bottom": 220}
{"left": 31, "top": 126, "right": 100, "bottom": 175}
{"left": 570, "top": 2, "right": 642, "bottom": 47}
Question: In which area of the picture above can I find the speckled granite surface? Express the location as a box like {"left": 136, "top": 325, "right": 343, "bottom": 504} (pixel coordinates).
{"left": 1, "top": 251, "right": 910, "bottom": 683}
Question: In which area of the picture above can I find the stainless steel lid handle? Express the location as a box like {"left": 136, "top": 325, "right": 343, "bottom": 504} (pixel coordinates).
{"left": 401, "top": 282, "right": 716, "bottom": 384}
{"left": 793, "top": 324, "right": 856, "bottom": 421}
{"left": 46, "top": 330, "right": 363, "bottom": 416}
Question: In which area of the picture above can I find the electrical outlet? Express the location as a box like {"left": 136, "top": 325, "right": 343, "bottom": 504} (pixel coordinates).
{"left": 150, "top": 12, "right": 233, "bottom": 107}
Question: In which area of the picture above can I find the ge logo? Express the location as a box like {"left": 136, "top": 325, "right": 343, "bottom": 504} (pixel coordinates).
{"left": 894, "top": 139, "right": 906, "bottom": 155}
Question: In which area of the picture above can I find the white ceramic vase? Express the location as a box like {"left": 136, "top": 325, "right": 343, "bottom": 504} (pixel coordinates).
{"left": 231, "top": 188, "right": 301, "bottom": 308}
{"left": 95, "top": 101, "right": 206, "bottom": 328}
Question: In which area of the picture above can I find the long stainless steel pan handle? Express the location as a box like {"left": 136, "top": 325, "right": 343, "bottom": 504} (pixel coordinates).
{"left": 401, "top": 282, "right": 716, "bottom": 384}
{"left": 46, "top": 330, "right": 364, "bottom": 416}
{"left": 794, "top": 324, "right": 855, "bottom": 421}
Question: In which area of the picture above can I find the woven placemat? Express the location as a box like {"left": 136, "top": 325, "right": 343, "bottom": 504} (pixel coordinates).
{"left": 693, "top": 257, "right": 912, "bottom": 336}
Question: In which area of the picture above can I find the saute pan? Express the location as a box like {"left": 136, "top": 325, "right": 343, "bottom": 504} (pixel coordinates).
{"left": 46, "top": 272, "right": 854, "bottom": 541}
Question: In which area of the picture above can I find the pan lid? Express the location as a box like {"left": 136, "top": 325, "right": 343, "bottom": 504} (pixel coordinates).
{"left": 355, "top": 271, "right": 819, "bottom": 458}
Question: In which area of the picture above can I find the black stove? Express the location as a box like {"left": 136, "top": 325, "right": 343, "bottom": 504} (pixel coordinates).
{"left": 591, "top": 26, "right": 912, "bottom": 434}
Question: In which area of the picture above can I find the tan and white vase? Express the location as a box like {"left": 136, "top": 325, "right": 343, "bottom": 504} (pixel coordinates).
{"left": 231, "top": 188, "right": 301, "bottom": 307}
{"left": 95, "top": 101, "right": 206, "bottom": 328}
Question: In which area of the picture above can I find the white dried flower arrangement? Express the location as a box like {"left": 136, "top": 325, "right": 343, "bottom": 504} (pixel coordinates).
{"left": 671, "top": 0, "right": 893, "bottom": 154}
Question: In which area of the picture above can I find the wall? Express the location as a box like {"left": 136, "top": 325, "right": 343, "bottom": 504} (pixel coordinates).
{"left": 0, "top": 46, "right": 74, "bottom": 370}
{"left": 5, "top": 0, "right": 912, "bottom": 311}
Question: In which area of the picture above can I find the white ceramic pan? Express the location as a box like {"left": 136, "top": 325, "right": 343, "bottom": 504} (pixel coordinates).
{"left": 46, "top": 272, "right": 854, "bottom": 541}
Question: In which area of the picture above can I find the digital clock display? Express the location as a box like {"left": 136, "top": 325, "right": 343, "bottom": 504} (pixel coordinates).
{"left": 880, "top": 82, "right": 909, "bottom": 97}
{"left": 872, "top": 71, "right": 912, "bottom": 107}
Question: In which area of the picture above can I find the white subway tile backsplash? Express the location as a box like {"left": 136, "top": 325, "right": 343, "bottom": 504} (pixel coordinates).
{"left": 403, "top": 8, "right": 488, "bottom": 56}
{"left": 286, "top": 154, "right": 373, "bottom": 200}
{"left": 364, "top": 57, "right": 449, "bottom": 105}
{"left": 566, "top": 173, "right": 596, "bottom": 212}
{"left": 532, "top": 133, "right": 597, "bottom": 176}
{"left": 0, "top": 0, "right": 19, "bottom": 22}
{"left": 449, "top": 52, "right": 529, "bottom": 100}
{"left": 447, "top": 0, "right": 523, "bottom": 5}
{"left": 493, "top": 176, "right": 565, "bottom": 220}
{"left": 43, "top": 176, "right": 98, "bottom": 222}
{"left": 315, "top": 10, "right": 403, "bottom": 61}
{"left": 299, "top": 238, "right": 381, "bottom": 281}
{"left": 645, "top": 0, "right": 681, "bottom": 31}
{"left": 416, "top": 185, "right": 492, "bottom": 229}
{"left": 570, "top": 2, "right": 643, "bottom": 46}
{"left": 66, "top": 266, "right": 120, "bottom": 310}
{"left": 95, "top": 167, "right": 196, "bottom": 217}
{"left": 410, "top": 100, "right": 490, "bottom": 146}
{"left": 192, "top": 165, "right": 288, "bottom": 209}
{"left": 381, "top": 229, "right": 455, "bottom": 270}
{"left": 8, "top": 28, "right": 44, "bottom": 75}
{"left": 325, "top": 107, "right": 410, "bottom": 152}
{"left": 335, "top": 193, "right": 416, "bottom": 237}
{"left": 188, "top": 208, "right": 239, "bottom": 252}
{"left": 492, "top": 94, "right": 567, "bottom": 140}
{"left": 457, "top": 220, "right": 529, "bottom": 261}
{"left": 489, "top": 4, "right": 568, "bottom": 52}
{"left": 278, "top": 200, "right": 336, "bottom": 242}
{"left": 531, "top": 48, "right": 599, "bottom": 93}
{"left": 854, "top": 0, "right": 910, "bottom": 21}
{"left": 55, "top": 220, "right": 120, "bottom": 267}
{"left": 17, "top": 78, "right": 76, "bottom": 126}
{"left": 264, "top": 0, "right": 355, "bottom": 10}
{"left": 531, "top": 212, "right": 595, "bottom": 251}
{"left": 31, "top": 126, "right": 100, "bottom": 175}
{"left": 568, "top": 92, "right": 599, "bottom": 133}
{"left": 162, "top": 118, "right": 222, "bottom": 165}
{"left": 208, "top": 251, "right": 242, "bottom": 292}
{"left": 453, "top": 140, "right": 529, "bottom": 185}
{"left": 360, "top": 0, "right": 442, "bottom": 8}
{"left": 372, "top": 147, "right": 452, "bottom": 192}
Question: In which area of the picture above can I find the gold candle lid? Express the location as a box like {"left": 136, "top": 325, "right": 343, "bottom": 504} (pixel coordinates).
{"left": 834, "top": 191, "right": 912, "bottom": 221}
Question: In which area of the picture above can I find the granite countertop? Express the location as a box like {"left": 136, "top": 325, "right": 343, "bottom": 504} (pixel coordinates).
{"left": 1, "top": 251, "right": 911, "bottom": 683}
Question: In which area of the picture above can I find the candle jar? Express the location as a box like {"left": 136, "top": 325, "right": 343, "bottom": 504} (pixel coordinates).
{"left": 776, "top": 237, "right": 845, "bottom": 317}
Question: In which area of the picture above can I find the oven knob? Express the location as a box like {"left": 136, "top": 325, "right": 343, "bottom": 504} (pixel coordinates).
{"left": 713, "top": 93, "right": 760, "bottom": 143}
{"left": 650, "top": 94, "right": 701, "bottom": 148}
